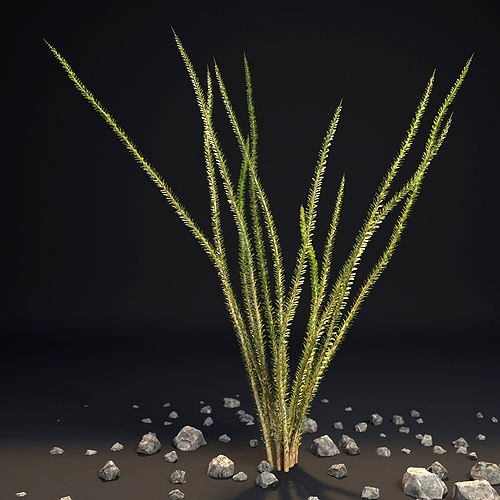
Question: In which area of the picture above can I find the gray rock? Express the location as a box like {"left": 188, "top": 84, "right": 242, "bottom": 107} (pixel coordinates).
{"left": 137, "top": 432, "right": 161, "bottom": 455}
{"left": 132, "top": 404, "right": 140, "bottom": 408}
{"left": 99, "top": 460, "right": 120, "bottom": 481}
{"left": 168, "top": 489, "right": 185, "bottom": 500}
{"left": 338, "top": 434, "right": 360, "bottom": 455}
{"left": 344, "top": 406, "right": 352, "bottom": 412}
{"left": 50, "top": 446, "right": 64, "bottom": 455}
{"left": 110, "top": 442, "right": 124, "bottom": 452}
{"left": 85, "top": 449, "right": 97, "bottom": 455}
{"left": 333, "top": 421, "right": 344, "bottom": 430}
{"left": 60, "top": 497, "right": 72, "bottom": 500}
{"left": 392, "top": 415, "right": 405, "bottom": 426}
{"left": 354, "top": 422, "right": 368, "bottom": 433}
{"left": 453, "top": 437, "right": 469, "bottom": 449}
{"left": 207, "top": 455, "right": 234, "bottom": 479}
{"left": 428, "top": 461, "right": 449, "bottom": 480}
{"left": 164, "top": 421, "right": 173, "bottom": 426}
{"left": 370, "top": 413, "right": 383, "bottom": 426}
{"left": 468, "top": 452, "right": 478, "bottom": 461}
{"left": 452, "top": 479, "right": 499, "bottom": 499}
{"left": 239, "top": 413, "right": 254, "bottom": 424}
{"left": 14, "top": 493, "right": 27, "bottom": 498}
{"left": 256, "top": 471, "right": 278, "bottom": 488}
{"left": 307, "top": 497, "right": 320, "bottom": 500}
{"left": 416, "top": 434, "right": 424, "bottom": 440}
{"left": 310, "top": 435, "right": 340, "bottom": 457}
{"left": 249, "top": 439, "right": 259, "bottom": 448}
{"left": 410, "top": 410, "right": 421, "bottom": 418}
{"left": 470, "top": 461, "right": 500, "bottom": 485}
{"left": 400, "top": 426, "right": 410, "bottom": 434}
{"left": 200, "top": 405, "right": 212, "bottom": 414}
{"left": 236, "top": 409, "right": 245, "bottom": 416}
{"left": 162, "top": 402, "right": 171, "bottom": 407}
{"left": 456, "top": 446, "right": 468, "bottom": 455}
{"left": 433, "top": 446, "right": 447, "bottom": 455}
{"left": 141, "top": 417, "right": 152, "bottom": 424}
{"left": 303, "top": 417, "right": 318, "bottom": 433}
{"left": 218, "top": 434, "right": 231, "bottom": 443}
{"left": 476, "top": 434, "right": 486, "bottom": 441}
{"left": 380, "top": 433, "right": 387, "bottom": 438}
{"left": 476, "top": 412, "right": 484, "bottom": 419}
{"left": 416, "top": 418, "right": 424, "bottom": 424}
{"left": 232, "top": 471, "right": 248, "bottom": 481}
{"left": 169, "top": 411, "right": 179, "bottom": 419}
{"left": 321, "top": 398, "right": 329, "bottom": 403}
{"left": 492, "top": 417, "right": 498, "bottom": 423}
{"left": 421, "top": 434, "right": 433, "bottom": 447}
{"left": 257, "top": 460, "right": 274, "bottom": 472}
{"left": 170, "top": 470, "right": 186, "bottom": 484}
{"left": 173, "top": 426, "right": 207, "bottom": 452}
{"left": 203, "top": 416, "right": 214, "bottom": 427}
{"left": 361, "top": 486, "right": 380, "bottom": 499}
{"left": 327, "top": 463, "right": 348, "bottom": 478}
{"left": 223, "top": 397, "right": 241, "bottom": 408}
{"left": 402, "top": 466, "right": 447, "bottom": 499}
{"left": 376, "top": 447, "right": 391, "bottom": 457}
{"left": 401, "top": 448, "right": 412, "bottom": 454}
{"left": 164, "top": 450, "right": 178, "bottom": 463}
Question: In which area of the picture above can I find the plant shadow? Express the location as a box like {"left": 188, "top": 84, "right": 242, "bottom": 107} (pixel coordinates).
{"left": 232, "top": 464, "right": 360, "bottom": 500}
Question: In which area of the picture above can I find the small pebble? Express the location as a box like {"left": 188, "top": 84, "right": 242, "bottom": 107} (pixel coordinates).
{"left": 327, "top": 463, "right": 348, "bottom": 479}
{"left": 169, "top": 411, "right": 179, "bottom": 419}
{"left": 14, "top": 493, "right": 27, "bottom": 498}
{"left": 376, "top": 447, "right": 391, "bottom": 457}
{"left": 164, "top": 451, "right": 178, "bottom": 463}
{"left": 249, "top": 439, "right": 259, "bottom": 448}
{"left": 333, "top": 421, "right": 344, "bottom": 430}
{"left": 433, "top": 445, "right": 447, "bottom": 454}
{"left": 223, "top": 397, "right": 241, "bottom": 408}
{"left": 203, "top": 416, "right": 214, "bottom": 427}
{"left": 379, "top": 433, "right": 387, "bottom": 438}
{"left": 427, "top": 461, "right": 448, "bottom": 480}
{"left": 399, "top": 426, "right": 410, "bottom": 434}
{"left": 132, "top": 404, "right": 139, "bottom": 409}
{"left": 410, "top": 410, "right": 420, "bottom": 418}
{"left": 50, "top": 447, "right": 64, "bottom": 455}
{"left": 60, "top": 497, "right": 72, "bottom": 500}
{"left": 415, "top": 433, "right": 424, "bottom": 440}
{"left": 476, "top": 434, "right": 486, "bottom": 441}
{"left": 163, "top": 402, "right": 171, "bottom": 408}
{"left": 467, "top": 451, "right": 478, "bottom": 460}
{"left": 361, "top": 486, "right": 380, "bottom": 499}
{"left": 344, "top": 406, "right": 352, "bottom": 412}
{"left": 452, "top": 437, "right": 469, "bottom": 448}
{"left": 354, "top": 422, "right": 368, "bottom": 432}
{"left": 85, "top": 449, "right": 97, "bottom": 455}
{"left": 492, "top": 416, "right": 498, "bottom": 423}
{"left": 476, "top": 411, "right": 484, "bottom": 419}
{"left": 110, "top": 442, "right": 124, "bottom": 452}
{"left": 370, "top": 413, "right": 383, "bottom": 426}
{"left": 218, "top": 434, "right": 231, "bottom": 443}
{"left": 256, "top": 471, "right": 278, "bottom": 488}
{"left": 401, "top": 448, "right": 411, "bottom": 454}
{"left": 168, "top": 489, "right": 184, "bottom": 500}
{"left": 200, "top": 405, "right": 212, "bottom": 414}
{"left": 392, "top": 415, "right": 404, "bottom": 426}
{"left": 420, "top": 434, "right": 433, "bottom": 447}
{"left": 141, "top": 417, "right": 152, "bottom": 424}
{"left": 164, "top": 421, "right": 172, "bottom": 426}
{"left": 170, "top": 470, "right": 186, "bottom": 484}
{"left": 232, "top": 471, "right": 248, "bottom": 481}
{"left": 456, "top": 446, "right": 468, "bottom": 454}
{"left": 239, "top": 413, "right": 254, "bottom": 424}
{"left": 416, "top": 418, "right": 424, "bottom": 424}
{"left": 257, "top": 460, "right": 274, "bottom": 472}
{"left": 321, "top": 398, "right": 329, "bottom": 403}
{"left": 99, "top": 460, "right": 120, "bottom": 481}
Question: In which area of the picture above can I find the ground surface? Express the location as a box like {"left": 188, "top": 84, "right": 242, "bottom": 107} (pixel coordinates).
{"left": 0, "top": 328, "right": 498, "bottom": 499}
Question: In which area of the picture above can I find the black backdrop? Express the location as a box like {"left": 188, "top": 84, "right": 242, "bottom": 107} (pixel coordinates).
{"left": 4, "top": 1, "right": 499, "bottom": 352}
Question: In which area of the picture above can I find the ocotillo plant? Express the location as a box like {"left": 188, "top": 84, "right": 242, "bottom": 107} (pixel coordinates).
{"left": 46, "top": 32, "right": 471, "bottom": 472}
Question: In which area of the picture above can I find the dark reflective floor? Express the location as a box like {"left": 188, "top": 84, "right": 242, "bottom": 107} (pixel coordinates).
{"left": 0, "top": 326, "right": 498, "bottom": 499}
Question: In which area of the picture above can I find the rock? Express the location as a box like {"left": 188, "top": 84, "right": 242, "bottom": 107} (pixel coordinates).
{"left": 110, "top": 442, "right": 123, "bottom": 452}
{"left": 416, "top": 434, "right": 424, "bottom": 440}
{"left": 402, "top": 448, "right": 412, "bottom": 454}
{"left": 392, "top": 415, "right": 405, "bottom": 426}
{"left": 410, "top": 410, "right": 421, "bottom": 418}
{"left": 307, "top": 497, "right": 320, "bottom": 500}
{"left": 257, "top": 460, "right": 274, "bottom": 472}
{"left": 321, "top": 398, "right": 329, "bottom": 403}
{"left": 223, "top": 397, "right": 241, "bottom": 408}
{"left": 137, "top": 432, "right": 161, "bottom": 455}
{"left": 380, "top": 433, "right": 387, "bottom": 438}
{"left": 476, "top": 412, "right": 484, "bottom": 419}
{"left": 169, "top": 411, "right": 179, "bottom": 419}
{"left": 232, "top": 471, "right": 248, "bottom": 481}
{"left": 303, "top": 417, "right": 318, "bottom": 433}
{"left": 453, "top": 437, "right": 469, "bottom": 449}
{"left": 60, "top": 497, "right": 72, "bottom": 500}
{"left": 239, "top": 413, "right": 254, "bottom": 424}
{"left": 344, "top": 406, "right": 352, "bottom": 412}
{"left": 168, "top": 489, "right": 185, "bottom": 500}
{"left": 402, "top": 466, "right": 447, "bottom": 499}
{"left": 162, "top": 402, "right": 171, "bottom": 407}
{"left": 416, "top": 418, "right": 424, "bottom": 424}
{"left": 141, "top": 417, "right": 152, "bottom": 424}
{"left": 14, "top": 493, "right": 27, "bottom": 498}
{"left": 333, "top": 421, "right": 344, "bottom": 430}
{"left": 470, "top": 461, "right": 500, "bottom": 485}
{"left": 132, "top": 404, "right": 140, "bottom": 408}
{"left": 476, "top": 434, "right": 486, "bottom": 441}
{"left": 310, "top": 435, "right": 340, "bottom": 457}
{"left": 99, "top": 460, "right": 120, "bottom": 481}
{"left": 200, "top": 405, "right": 212, "bottom": 414}
{"left": 456, "top": 446, "right": 468, "bottom": 455}
{"left": 85, "top": 449, "right": 97, "bottom": 455}
{"left": 452, "top": 479, "right": 499, "bottom": 499}
{"left": 468, "top": 452, "right": 478, "bottom": 461}
{"left": 50, "top": 446, "right": 64, "bottom": 455}
{"left": 164, "top": 450, "right": 178, "bottom": 463}
{"left": 164, "top": 421, "right": 172, "bottom": 426}
{"left": 327, "top": 463, "right": 348, "bottom": 478}
{"left": 421, "top": 434, "right": 433, "bottom": 447}
{"left": 173, "top": 426, "right": 207, "bottom": 451}
{"left": 256, "top": 471, "right": 278, "bottom": 488}
{"left": 170, "top": 470, "right": 186, "bottom": 484}
{"left": 376, "top": 447, "right": 391, "bottom": 457}
{"left": 361, "top": 486, "right": 380, "bottom": 499}
{"left": 338, "top": 434, "right": 360, "bottom": 455}
{"left": 236, "top": 409, "right": 245, "bottom": 416}
{"left": 400, "top": 426, "right": 410, "bottom": 434}
{"left": 433, "top": 446, "right": 447, "bottom": 455}
{"left": 492, "top": 417, "right": 498, "bottom": 423}
{"left": 207, "top": 455, "right": 234, "bottom": 478}
{"left": 203, "top": 417, "right": 214, "bottom": 427}
{"left": 218, "top": 434, "right": 231, "bottom": 443}
{"left": 427, "top": 461, "right": 449, "bottom": 480}
{"left": 370, "top": 413, "right": 383, "bottom": 426}
{"left": 354, "top": 422, "right": 368, "bottom": 433}
{"left": 249, "top": 439, "right": 259, "bottom": 448}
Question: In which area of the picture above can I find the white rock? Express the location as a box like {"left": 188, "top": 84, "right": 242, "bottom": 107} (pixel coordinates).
{"left": 354, "top": 422, "right": 368, "bottom": 432}
{"left": 60, "top": 497, "right": 72, "bottom": 500}
{"left": 428, "top": 461, "right": 448, "bottom": 480}
{"left": 164, "top": 450, "right": 178, "bottom": 463}
{"left": 370, "top": 413, "right": 383, "bottom": 425}
{"left": 249, "top": 439, "right": 259, "bottom": 447}
{"left": 141, "top": 417, "right": 152, "bottom": 423}
{"left": 402, "top": 466, "right": 447, "bottom": 499}
{"left": 476, "top": 412, "right": 484, "bottom": 419}
{"left": 476, "top": 434, "right": 486, "bottom": 441}
{"left": 169, "top": 411, "right": 179, "bottom": 419}
{"left": 303, "top": 417, "right": 318, "bottom": 433}
{"left": 50, "top": 447, "right": 64, "bottom": 455}
{"left": 338, "top": 434, "right": 360, "bottom": 455}
{"left": 452, "top": 479, "right": 499, "bottom": 499}
{"left": 392, "top": 415, "right": 405, "bottom": 425}
{"left": 376, "top": 447, "right": 391, "bottom": 457}
{"left": 416, "top": 418, "right": 424, "bottom": 424}
{"left": 453, "top": 437, "right": 469, "bottom": 449}
{"left": 232, "top": 471, "right": 248, "bottom": 481}
{"left": 492, "top": 416, "right": 498, "bottom": 423}
{"left": 99, "top": 460, "right": 120, "bottom": 481}
{"left": 203, "top": 416, "right": 214, "bottom": 427}
{"left": 410, "top": 410, "right": 421, "bottom": 418}
{"left": 344, "top": 406, "right": 352, "bottom": 412}
{"left": 421, "top": 434, "right": 433, "bottom": 447}
{"left": 321, "top": 398, "right": 329, "bottom": 403}
{"left": 110, "top": 442, "right": 123, "bottom": 452}
{"left": 173, "top": 426, "right": 207, "bottom": 451}
{"left": 132, "top": 404, "right": 139, "bottom": 408}
{"left": 85, "top": 449, "right": 97, "bottom": 455}
{"left": 14, "top": 493, "right": 27, "bottom": 498}
{"left": 333, "top": 421, "right": 344, "bottom": 430}
{"left": 218, "top": 434, "right": 231, "bottom": 443}
{"left": 168, "top": 489, "right": 184, "bottom": 500}
{"left": 137, "top": 432, "right": 161, "bottom": 455}
{"left": 200, "top": 405, "right": 212, "bottom": 414}
{"left": 170, "top": 470, "right": 186, "bottom": 484}
{"left": 401, "top": 448, "right": 412, "bottom": 454}
{"left": 257, "top": 460, "right": 274, "bottom": 472}
{"left": 433, "top": 445, "right": 447, "bottom": 454}
{"left": 207, "top": 455, "right": 234, "bottom": 479}
{"left": 456, "top": 446, "right": 468, "bottom": 455}
{"left": 361, "top": 486, "right": 380, "bottom": 499}
{"left": 400, "top": 426, "right": 410, "bottom": 434}
{"left": 223, "top": 397, "right": 240, "bottom": 408}
{"left": 162, "top": 402, "right": 171, "bottom": 407}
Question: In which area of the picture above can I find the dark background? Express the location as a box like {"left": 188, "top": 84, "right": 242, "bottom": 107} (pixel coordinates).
{"left": 4, "top": 1, "right": 499, "bottom": 351}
